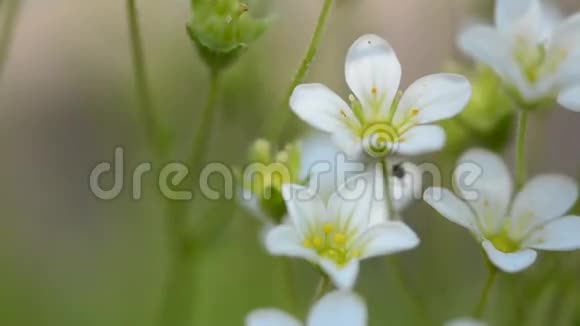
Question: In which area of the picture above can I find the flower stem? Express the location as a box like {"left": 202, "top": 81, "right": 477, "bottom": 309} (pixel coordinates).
{"left": 380, "top": 160, "right": 394, "bottom": 219}
{"left": 188, "top": 69, "right": 222, "bottom": 178}
{"left": 0, "top": 0, "right": 21, "bottom": 80}
{"left": 126, "top": 0, "right": 167, "bottom": 156}
{"left": 515, "top": 110, "right": 529, "bottom": 190}
{"left": 280, "top": 257, "right": 298, "bottom": 314}
{"left": 473, "top": 262, "right": 498, "bottom": 318}
{"left": 386, "top": 257, "right": 432, "bottom": 325}
{"left": 265, "top": 0, "right": 335, "bottom": 142}
{"left": 157, "top": 69, "right": 222, "bottom": 326}
{"left": 311, "top": 274, "right": 331, "bottom": 304}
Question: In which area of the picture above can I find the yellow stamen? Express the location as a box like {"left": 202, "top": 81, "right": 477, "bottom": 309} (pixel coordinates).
{"left": 313, "top": 236, "right": 323, "bottom": 248}
{"left": 411, "top": 107, "right": 420, "bottom": 115}
{"left": 340, "top": 110, "right": 347, "bottom": 118}
{"left": 371, "top": 87, "right": 377, "bottom": 95}
{"left": 351, "top": 250, "right": 361, "bottom": 258}
{"left": 334, "top": 233, "right": 346, "bottom": 246}
{"left": 303, "top": 239, "right": 313, "bottom": 248}
{"left": 323, "top": 224, "right": 334, "bottom": 234}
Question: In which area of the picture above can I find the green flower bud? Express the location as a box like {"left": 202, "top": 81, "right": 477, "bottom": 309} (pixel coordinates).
{"left": 441, "top": 65, "right": 515, "bottom": 155}
{"left": 187, "top": 0, "right": 270, "bottom": 70}
{"left": 239, "top": 139, "right": 304, "bottom": 224}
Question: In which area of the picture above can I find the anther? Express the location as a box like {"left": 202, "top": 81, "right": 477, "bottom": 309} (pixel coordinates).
{"left": 334, "top": 233, "right": 346, "bottom": 246}
{"left": 313, "top": 236, "right": 323, "bottom": 248}
{"left": 323, "top": 224, "right": 334, "bottom": 234}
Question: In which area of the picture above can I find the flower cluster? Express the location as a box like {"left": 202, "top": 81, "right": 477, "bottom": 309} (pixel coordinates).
{"left": 243, "top": 0, "right": 580, "bottom": 324}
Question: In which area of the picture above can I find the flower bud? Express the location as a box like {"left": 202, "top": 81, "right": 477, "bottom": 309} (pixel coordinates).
{"left": 187, "top": 0, "right": 270, "bottom": 70}
{"left": 441, "top": 65, "right": 514, "bottom": 155}
{"left": 239, "top": 139, "right": 304, "bottom": 223}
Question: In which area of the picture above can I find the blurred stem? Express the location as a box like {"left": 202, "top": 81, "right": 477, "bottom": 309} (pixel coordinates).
{"left": 188, "top": 69, "right": 222, "bottom": 179}
{"left": 311, "top": 274, "right": 331, "bottom": 304}
{"left": 473, "top": 261, "right": 498, "bottom": 318}
{"left": 381, "top": 160, "right": 394, "bottom": 219}
{"left": 265, "top": 0, "right": 334, "bottom": 142}
{"left": 157, "top": 69, "right": 222, "bottom": 326}
{"left": 280, "top": 258, "right": 298, "bottom": 314}
{"left": 515, "top": 110, "right": 529, "bottom": 190}
{"left": 158, "top": 239, "right": 199, "bottom": 326}
{"left": 126, "top": 0, "right": 167, "bottom": 156}
{"left": 0, "top": 0, "right": 21, "bottom": 80}
{"left": 386, "top": 257, "right": 432, "bottom": 325}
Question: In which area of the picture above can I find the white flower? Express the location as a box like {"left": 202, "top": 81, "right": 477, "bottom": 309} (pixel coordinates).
{"left": 245, "top": 290, "right": 367, "bottom": 326}
{"left": 424, "top": 149, "right": 580, "bottom": 273}
{"left": 558, "top": 84, "right": 580, "bottom": 111}
{"left": 290, "top": 34, "right": 472, "bottom": 159}
{"left": 266, "top": 173, "right": 420, "bottom": 289}
{"left": 301, "top": 132, "right": 423, "bottom": 213}
{"left": 445, "top": 317, "right": 488, "bottom": 326}
{"left": 458, "top": 0, "right": 580, "bottom": 111}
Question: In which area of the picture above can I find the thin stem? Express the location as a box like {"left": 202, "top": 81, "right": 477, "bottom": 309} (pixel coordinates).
{"left": 281, "top": 258, "right": 298, "bottom": 314}
{"left": 386, "top": 257, "right": 432, "bottom": 325}
{"left": 157, "top": 69, "right": 222, "bottom": 326}
{"left": 265, "top": 0, "right": 334, "bottom": 142}
{"left": 126, "top": 0, "right": 166, "bottom": 156}
{"left": 188, "top": 69, "right": 222, "bottom": 178}
{"left": 311, "top": 274, "right": 331, "bottom": 305}
{"left": 473, "top": 262, "right": 498, "bottom": 318}
{"left": 515, "top": 110, "right": 529, "bottom": 190}
{"left": 0, "top": 0, "right": 22, "bottom": 80}
{"left": 381, "top": 160, "right": 394, "bottom": 219}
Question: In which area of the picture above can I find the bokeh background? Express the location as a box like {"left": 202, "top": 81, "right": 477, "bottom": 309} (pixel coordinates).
{"left": 1, "top": 0, "right": 579, "bottom": 325}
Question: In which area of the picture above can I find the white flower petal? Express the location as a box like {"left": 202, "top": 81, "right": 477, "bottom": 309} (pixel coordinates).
{"left": 290, "top": 83, "right": 358, "bottom": 133}
{"left": 423, "top": 187, "right": 480, "bottom": 235}
{"left": 549, "top": 12, "right": 580, "bottom": 60}
{"left": 307, "top": 291, "right": 367, "bottom": 326}
{"left": 445, "top": 317, "right": 488, "bottom": 326}
{"left": 557, "top": 85, "right": 580, "bottom": 112}
{"left": 356, "top": 222, "right": 420, "bottom": 259}
{"left": 455, "top": 149, "right": 512, "bottom": 235}
{"left": 331, "top": 129, "right": 364, "bottom": 160}
{"left": 525, "top": 216, "right": 580, "bottom": 251}
{"left": 282, "top": 184, "right": 327, "bottom": 236}
{"left": 457, "top": 25, "right": 529, "bottom": 95}
{"left": 510, "top": 175, "right": 578, "bottom": 238}
{"left": 319, "top": 258, "right": 360, "bottom": 290}
{"left": 482, "top": 240, "right": 537, "bottom": 273}
{"left": 345, "top": 34, "right": 401, "bottom": 117}
{"left": 328, "top": 173, "right": 374, "bottom": 240}
{"left": 495, "top": 0, "right": 534, "bottom": 29}
{"left": 265, "top": 225, "right": 318, "bottom": 260}
{"left": 495, "top": 0, "right": 542, "bottom": 39}
{"left": 394, "top": 74, "right": 472, "bottom": 126}
{"left": 246, "top": 309, "right": 302, "bottom": 326}
{"left": 396, "top": 125, "right": 446, "bottom": 155}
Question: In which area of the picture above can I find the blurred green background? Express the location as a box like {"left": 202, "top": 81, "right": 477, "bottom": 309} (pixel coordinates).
{"left": 0, "top": 0, "right": 579, "bottom": 325}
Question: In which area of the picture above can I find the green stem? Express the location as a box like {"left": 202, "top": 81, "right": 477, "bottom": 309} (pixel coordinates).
{"left": 515, "top": 110, "right": 529, "bottom": 190}
{"left": 311, "top": 274, "right": 331, "bottom": 304}
{"left": 157, "top": 69, "right": 222, "bottom": 326}
{"left": 265, "top": 0, "right": 334, "bottom": 142}
{"left": 380, "top": 160, "right": 394, "bottom": 219}
{"left": 0, "top": 0, "right": 21, "bottom": 80}
{"left": 386, "top": 257, "right": 432, "bottom": 325}
{"left": 157, "top": 239, "right": 199, "bottom": 326}
{"left": 281, "top": 258, "right": 298, "bottom": 314}
{"left": 473, "top": 262, "right": 498, "bottom": 318}
{"left": 126, "top": 0, "right": 167, "bottom": 156}
{"left": 188, "top": 69, "right": 222, "bottom": 178}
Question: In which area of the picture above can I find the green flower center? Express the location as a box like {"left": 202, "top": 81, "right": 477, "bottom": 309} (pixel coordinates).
{"left": 513, "top": 36, "right": 568, "bottom": 84}
{"left": 341, "top": 90, "right": 421, "bottom": 157}
{"left": 302, "top": 223, "right": 360, "bottom": 266}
